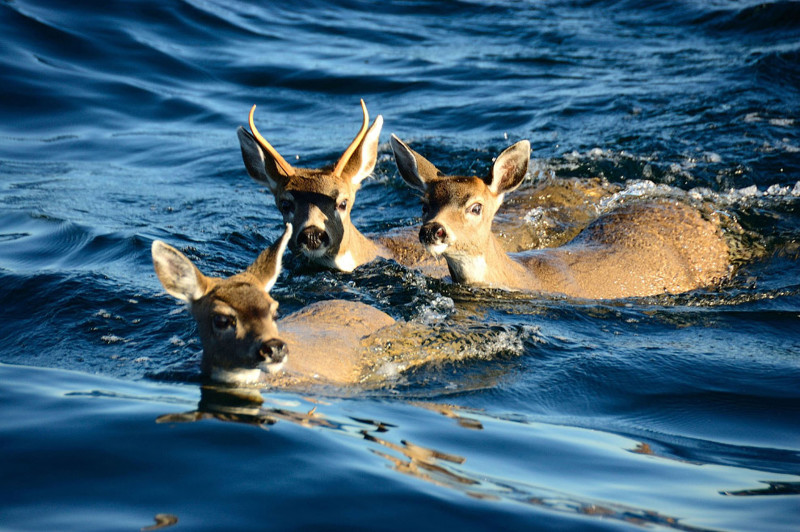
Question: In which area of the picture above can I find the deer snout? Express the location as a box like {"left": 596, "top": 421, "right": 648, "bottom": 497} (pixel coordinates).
{"left": 297, "top": 226, "right": 330, "bottom": 251}
{"left": 258, "top": 338, "right": 287, "bottom": 365}
{"left": 420, "top": 222, "right": 451, "bottom": 256}
{"left": 420, "top": 222, "right": 447, "bottom": 246}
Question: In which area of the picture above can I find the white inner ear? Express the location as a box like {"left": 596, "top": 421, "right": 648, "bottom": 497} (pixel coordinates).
{"left": 391, "top": 135, "right": 425, "bottom": 192}
{"left": 488, "top": 141, "right": 530, "bottom": 195}
{"left": 351, "top": 116, "right": 384, "bottom": 186}
{"left": 489, "top": 161, "right": 513, "bottom": 196}
{"left": 152, "top": 241, "right": 205, "bottom": 303}
{"left": 238, "top": 128, "right": 281, "bottom": 193}
{"left": 256, "top": 147, "right": 282, "bottom": 194}
{"left": 263, "top": 224, "right": 293, "bottom": 292}
{"left": 174, "top": 263, "right": 205, "bottom": 302}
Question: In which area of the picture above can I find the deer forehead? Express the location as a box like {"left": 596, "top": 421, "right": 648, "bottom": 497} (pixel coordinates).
{"left": 282, "top": 169, "right": 353, "bottom": 197}
{"left": 206, "top": 282, "right": 278, "bottom": 320}
{"left": 427, "top": 177, "right": 489, "bottom": 209}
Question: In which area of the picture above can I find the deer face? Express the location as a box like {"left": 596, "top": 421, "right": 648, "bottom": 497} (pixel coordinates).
{"left": 190, "top": 277, "right": 285, "bottom": 383}
{"left": 417, "top": 176, "right": 503, "bottom": 258}
{"left": 238, "top": 101, "right": 382, "bottom": 268}
{"left": 269, "top": 169, "right": 353, "bottom": 262}
{"left": 152, "top": 226, "right": 292, "bottom": 385}
{"left": 391, "top": 135, "right": 530, "bottom": 261}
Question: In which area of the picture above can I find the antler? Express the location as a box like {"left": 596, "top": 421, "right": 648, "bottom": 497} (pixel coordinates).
{"left": 332, "top": 99, "right": 369, "bottom": 177}
{"left": 248, "top": 105, "right": 295, "bottom": 176}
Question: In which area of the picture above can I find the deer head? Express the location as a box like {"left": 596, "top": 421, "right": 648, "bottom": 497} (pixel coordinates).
{"left": 238, "top": 100, "right": 383, "bottom": 271}
{"left": 391, "top": 135, "right": 530, "bottom": 282}
{"left": 152, "top": 225, "right": 293, "bottom": 385}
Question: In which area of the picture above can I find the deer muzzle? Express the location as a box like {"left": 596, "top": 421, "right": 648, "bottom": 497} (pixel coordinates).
{"left": 420, "top": 222, "right": 448, "bottom": 246}
{"left": 297, "top": 226, "right": 330, "bottom": 252}
{"left": 419, "top": 221, "right": 451, "bottom": 256}
{"left": 258, "top": 338, "right": 287, "bottom": 366}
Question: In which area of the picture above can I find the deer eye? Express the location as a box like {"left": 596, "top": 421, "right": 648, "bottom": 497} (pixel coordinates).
{"left": 337, "top": 199, "right": 348, "bottom": 211}
{"left": 421, "top": 203, "right": 429, "bottom": 215}
{"left": 279, "top": 199, "right": 294, "bottom": 214}
{"left": 212, "top": 314, "right": 236, "bottom": 331}
{"left": 468, "top": 203, "right": 483, "bottom": 216}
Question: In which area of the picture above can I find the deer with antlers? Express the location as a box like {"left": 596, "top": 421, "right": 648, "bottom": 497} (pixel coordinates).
{"left": 391, "top": 135, "right": 732, "bottom": 299}
{"left": 237, "top": 100, "right": 401, "bottom": 272}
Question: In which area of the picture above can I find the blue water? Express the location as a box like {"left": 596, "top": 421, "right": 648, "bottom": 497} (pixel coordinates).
{"left": 1, "top": 0, "right": 799, "bottom": 530}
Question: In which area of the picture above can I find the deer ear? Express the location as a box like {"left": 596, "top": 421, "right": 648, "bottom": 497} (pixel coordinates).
{"left": 248, "top": 224, "right": 293, "bottom": 293}
{"left": 486, "top": 140, "right": 530, "bottom": 196}
{"left": 237, "top": 127, "right": 289, "bottom": 194}
{"left": 390, "top": 135, "right": 441, "bottom": 192}
{"left": 339, "top": 116, "right": 383, "bottom": 186}
{"left": 152, "top": 241, "right": 209, "bottom": 303}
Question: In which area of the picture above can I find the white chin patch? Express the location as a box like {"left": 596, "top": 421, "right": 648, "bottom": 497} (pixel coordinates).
{"left": 449, "top": 255, "right": 488, "bottom": 283}
{"left": 425, "top": 243, "right": 449, "bottom": 257}
{"left": 334, "top": 251, "right": 357, "bottom": 272}
{"left": 260, "top": 359, "right": 287, "bottom": 375}
{"left": 209, "top": 367, "right": 265, "bottom": 386}
{"left": 301, "top": 246, "right": 328, "bottom": 260}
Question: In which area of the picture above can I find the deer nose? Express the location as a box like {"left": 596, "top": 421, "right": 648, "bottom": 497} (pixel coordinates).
{"left": 258, "top": 338, "right": 287, "bottom": 364}
{"left": 420, "top": 222, "right": 447, "bottom": 245}
{"left": 297, "top": 226, "right": 330, "bottom": 250}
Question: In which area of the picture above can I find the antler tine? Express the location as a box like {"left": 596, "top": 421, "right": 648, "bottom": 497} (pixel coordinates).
{"left": 333, "top": 99, "right": 369, "bottom": 177}
{"left": 248, "top": 104, "right": 294, "bottom": 176}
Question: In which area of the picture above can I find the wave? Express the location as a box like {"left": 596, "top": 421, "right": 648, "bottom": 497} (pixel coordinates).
{"left": 699, "top": 1, "right": 800, "bottom": 35}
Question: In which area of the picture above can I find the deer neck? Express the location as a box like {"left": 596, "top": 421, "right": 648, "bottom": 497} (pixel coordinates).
{"left": 445, "top": 234, "right": 538, "bottom": 290}
{"left": 331, "top": 221, "right": 384, "bottom": 272}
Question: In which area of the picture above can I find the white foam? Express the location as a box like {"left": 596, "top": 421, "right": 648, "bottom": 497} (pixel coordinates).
{"left": 769, "top": 118, "right": 795, "bottom": 127}
{"left": 416, "top": 294, "right": 455, "bottom": 325}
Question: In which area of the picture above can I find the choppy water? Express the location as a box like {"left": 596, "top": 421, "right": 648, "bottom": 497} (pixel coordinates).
{"left": 1, "top": 1, "right": 799, "bottom": 530}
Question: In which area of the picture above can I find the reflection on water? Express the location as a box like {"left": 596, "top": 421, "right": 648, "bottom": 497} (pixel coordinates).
{"left": 2, "top": 362, "right": 797, "bottom": 531}
{"left": 157, "top": 386, "right": 337, "bottom": 430}
{"left": 1, "top": 0, "right": 799, "bottom": 529}
{"left": 141, "top": 514, "right": 178, "bottom": 531}
{"left": 157, "top": 386, "right": 739, "bottom": 531}
{"left": 628, "top": 442, "right": 799, "bottom": 501}
{"left": 721, "top": 482, "right": 800, "bottom": 497}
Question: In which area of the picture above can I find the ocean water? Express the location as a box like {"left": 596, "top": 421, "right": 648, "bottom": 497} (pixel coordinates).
{"left": 1, "top": 0, "right": 799, "bottom": 530}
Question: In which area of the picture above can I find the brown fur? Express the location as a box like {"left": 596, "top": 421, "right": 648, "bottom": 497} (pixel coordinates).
{"left": 152, "top": 226, "right": 397, "bottom": 386}
{"left": 277, "top": 300, "right": 396, "bottom": 384}
{"left": 391, "top": 135, "right": 732, "bottom": 299}
{"left": 239, "top": 102, "right": 398, "bottom": 272}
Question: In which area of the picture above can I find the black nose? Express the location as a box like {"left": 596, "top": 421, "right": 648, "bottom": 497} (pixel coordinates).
{"left": 258, "top": 338, "right": 287, "bottom": 364}
{"left": 297, "top": 227, "right": 330, "bottom": 250}
{"left": 420, "top": 222, "right": 447, "bottom": 245}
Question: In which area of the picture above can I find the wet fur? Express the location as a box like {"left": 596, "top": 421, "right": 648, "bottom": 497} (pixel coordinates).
{"left": 392, "top": 136, "right": 732, "bottom": 298}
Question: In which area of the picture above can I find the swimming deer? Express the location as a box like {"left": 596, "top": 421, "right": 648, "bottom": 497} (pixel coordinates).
{"left": 151, "top": 224, "right": 396, "bottom": 386}
{"left": 237, "top": 100, "right": 393, "bottom": 272}
{"left": 391, "top": 135, "right": 732, "bottom": 299}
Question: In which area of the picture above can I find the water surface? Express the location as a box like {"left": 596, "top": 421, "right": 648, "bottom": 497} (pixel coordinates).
{"left": 1, "top": 0, "right": 798, "bottom": 530}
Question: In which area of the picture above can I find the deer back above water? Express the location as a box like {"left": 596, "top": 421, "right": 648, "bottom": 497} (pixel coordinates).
{"left": 391, "top": 135, "right": 732, "bottom": 299}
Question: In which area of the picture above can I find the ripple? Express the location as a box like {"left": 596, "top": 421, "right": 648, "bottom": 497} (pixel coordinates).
{"left": 0, "top": 211, "right": 147, "bottom": 273}
{"left": 702, "top": 1, "right": 800, "bottom": 35}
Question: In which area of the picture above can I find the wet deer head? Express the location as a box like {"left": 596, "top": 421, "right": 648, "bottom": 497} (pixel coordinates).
{"left": 152, "top": 225, "right": 293, "bottom": 385}
{"left": 238, "top": 100, "right": 383, "bottom": 271}
{"left": 391, "top": 135, "right": 530, "bottom": 281}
